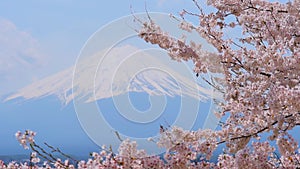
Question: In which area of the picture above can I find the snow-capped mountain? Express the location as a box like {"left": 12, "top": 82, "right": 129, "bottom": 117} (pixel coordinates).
{"left": 1, "top": 45, "right": 222, "bottom": 155}
{"left": 5, "top": 45, "right": 213, "bottom": 104}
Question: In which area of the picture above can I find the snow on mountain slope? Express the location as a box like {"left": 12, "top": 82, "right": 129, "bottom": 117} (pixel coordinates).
{"left": 5, "top": 67, "right": 74, "bottom": 103}
{"left": 5, "top": 45, "right": 214, "bottom": 104}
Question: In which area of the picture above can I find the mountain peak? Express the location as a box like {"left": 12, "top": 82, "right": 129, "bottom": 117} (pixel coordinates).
{"left": 5, "top": 45, "right": 212, "bottom": 104}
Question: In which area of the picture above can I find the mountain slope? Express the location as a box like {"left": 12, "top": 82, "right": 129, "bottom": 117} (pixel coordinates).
{"left": 5, "top": 45, "right": 213, "bottom": 104}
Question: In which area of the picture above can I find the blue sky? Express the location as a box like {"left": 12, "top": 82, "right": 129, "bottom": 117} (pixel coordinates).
{"left": 0, "top": 0, "right": 199, "bottom": 95}
{"left": 0, "top": 0, "right": 288, "bottom": 94}
{"left": 0, "top": 0, "right": 294, "bottom": 158}
{"left": 0, "top": 0, "right": 216, "bottom": 156}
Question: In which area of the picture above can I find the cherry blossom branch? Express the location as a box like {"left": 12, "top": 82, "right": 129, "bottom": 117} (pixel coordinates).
{"left": 44, "top": 142, "right": 78, "bottom": 164}
{"left": 217, "top": 112, "right": 300, "bottom": 145}
{"left": 29, "top": 142, "right": 67, "bottom": 168}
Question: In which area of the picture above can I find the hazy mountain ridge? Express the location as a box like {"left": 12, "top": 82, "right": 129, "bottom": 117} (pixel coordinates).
{"left": 5, "top": 45, "right": 212, "bottom": 104}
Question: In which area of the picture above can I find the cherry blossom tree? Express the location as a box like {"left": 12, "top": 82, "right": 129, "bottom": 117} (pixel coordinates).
{"left": 137, "top": 0, "right": 300, "bottom": 168}
{"left": 2, "top": 0, "right": 300, "bottom": 168}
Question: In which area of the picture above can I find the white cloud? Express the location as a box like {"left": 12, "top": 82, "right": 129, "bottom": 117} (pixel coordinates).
{"left": 0, "top": 18, "right": 44, "bottom": 73}
{"left": 0, "top": 18, "right": 46, "bottom": 95}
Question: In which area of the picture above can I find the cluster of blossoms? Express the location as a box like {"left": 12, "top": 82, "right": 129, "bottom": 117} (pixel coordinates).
{"left": 139, "top": 0, "right": 300, "bottom": 167}
{"left": 15, "top": 130, "right": 36, "bottom": 149}
{"left": 2, "top": 0, "right": 300, "bottom": 168}
{"left": 1, "top": 128, "right": 300, "bottom": 168}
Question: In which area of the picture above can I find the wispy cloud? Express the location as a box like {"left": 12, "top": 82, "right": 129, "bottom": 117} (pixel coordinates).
{"left": 0, "top": 18, "right": 44, "bottom": 73}
{"left": 0, "top": 18, "right": 46, "bottom": 95}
